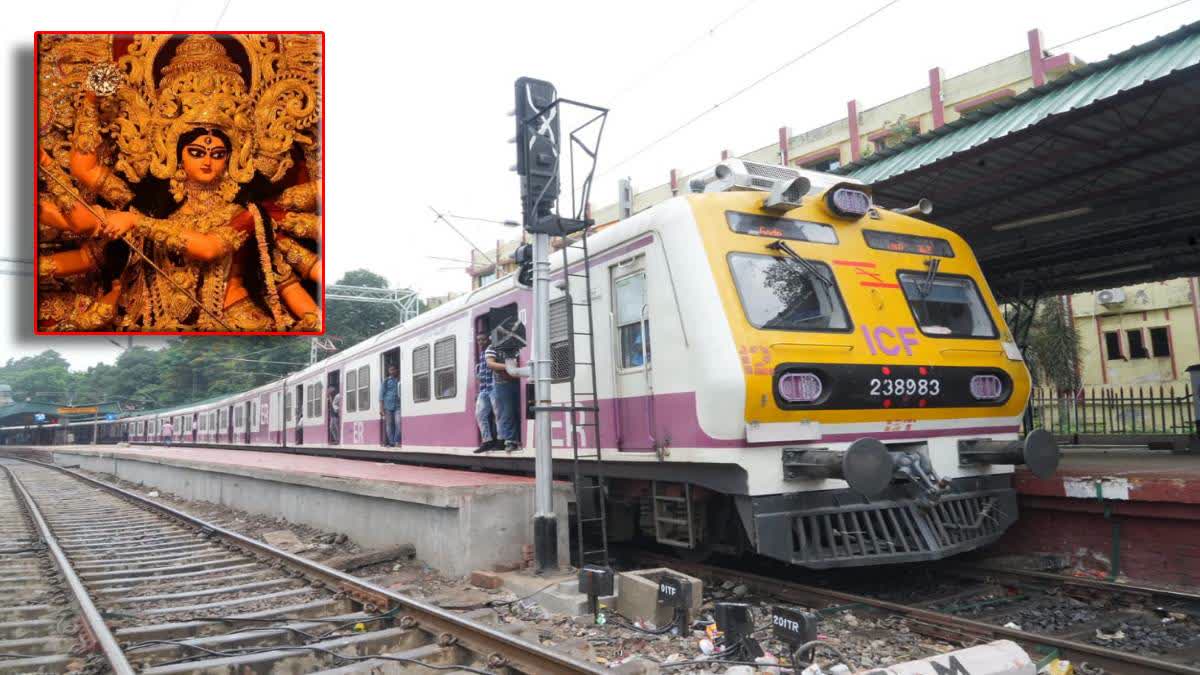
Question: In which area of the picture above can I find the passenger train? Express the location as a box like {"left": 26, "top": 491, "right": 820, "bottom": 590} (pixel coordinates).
{"left": 10, "top": 160, "right": 1059, "bottom": 568}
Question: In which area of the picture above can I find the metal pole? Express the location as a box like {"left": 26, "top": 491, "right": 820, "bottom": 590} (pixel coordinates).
{"left": 532, "top": 231, "right": 557, "bottom": 572}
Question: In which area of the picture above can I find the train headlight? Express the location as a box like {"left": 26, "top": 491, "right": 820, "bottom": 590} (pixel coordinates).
{"left": 969, "top": 374, "right": 1004, "bottom": 400}
{"left": 778, "top": 372, "right": 823, "bottom": 403}
{"left": 826, "top": 187, "right": 871, "bottom": 219}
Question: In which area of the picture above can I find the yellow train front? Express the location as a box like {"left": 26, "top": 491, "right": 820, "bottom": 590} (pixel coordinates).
{"left": 651, "top": 159, "right": 1060, "bottom": 568}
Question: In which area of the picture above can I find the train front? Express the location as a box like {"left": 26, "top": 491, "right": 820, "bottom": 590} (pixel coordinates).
{"left": 690, "top": 160, "right": 1059, "bottom": 568}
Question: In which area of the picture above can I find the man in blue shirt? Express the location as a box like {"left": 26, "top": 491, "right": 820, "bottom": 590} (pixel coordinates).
{"left": 485, "top": 343, "right": 522, "bottom": 452}
{"left": 380, "top": 365, "right": 400, "bottom": 446}
{"left": 473, "top": 333, "right": 499, "bottom": 453}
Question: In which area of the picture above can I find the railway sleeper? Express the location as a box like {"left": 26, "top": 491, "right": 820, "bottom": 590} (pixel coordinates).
{"left": 115, "top": 598, "right": 354, "bottom": 642}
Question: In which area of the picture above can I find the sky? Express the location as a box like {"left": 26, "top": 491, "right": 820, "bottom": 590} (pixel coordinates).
{"left": 5, "top": 0, "right": 1198, "bottom": 370}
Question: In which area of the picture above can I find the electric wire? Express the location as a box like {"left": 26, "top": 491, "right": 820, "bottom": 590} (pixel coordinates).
{"left": 436, "top": 580, "right": 561, "bottom": 610}
{"left": 1046, "top": 0, "right": 1195, "bottom": 51}
{"left": 600, "top": 0, "right": 901, "bottom": 177}
{"left": 606, "top": 0, "right": 761, "bottom": 103}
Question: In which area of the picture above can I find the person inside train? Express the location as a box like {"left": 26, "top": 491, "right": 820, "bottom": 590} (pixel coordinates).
{"left": 161, "top": 419, "right": 174, "bottom": 447}
{"left": 473, "top": 332, "right": 499, "bottom": 453}
{"left": 485, "top": 340, "right": 521, "bottom": 452}
{"left": 380, "top": 365, "right": 401, "bottom": 447}
{"left": 328, "top": 383, "right": 342, "bottom": 445}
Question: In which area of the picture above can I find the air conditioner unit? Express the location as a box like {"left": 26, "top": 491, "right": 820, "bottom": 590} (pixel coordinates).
{"left": 1096, "top": 288, "right": 1126, "bottom": 306}
{"left": 686, "top": 159, "right": 862, "bottom": 196}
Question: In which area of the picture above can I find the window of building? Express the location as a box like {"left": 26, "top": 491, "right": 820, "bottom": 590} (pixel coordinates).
{"left": 1104, "top": 331, "right": 1124, "bottom": 360}
{"left": 477, "top": 269, "right": 498, "bottom": 287}
{"left": 434, "top": 337, "right": 457, "bottom": 399}
{"left": 615, "top": 271, "right": 651, "bottom": 369}
{"left": 413, "top": 345, "right": 431, "bottom": 402}
{"left": 1127, "top": 329, "right": 1149, "bottom": 359}
{"left": 801, "top": 154, "right": 840, "bottom": 172}
{"left": 356, "top": 365, "right": 371, "bottom": 411}
{"left": 1150, "top": 327, "right": 1171, "bottom": 357}
{"left": 549, "top": 297, "right": 573, "bottom": 382}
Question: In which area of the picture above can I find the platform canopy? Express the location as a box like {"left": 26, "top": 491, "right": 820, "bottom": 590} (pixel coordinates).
{"left": 840, "top": 22, "right": 1200, "bottom": 300}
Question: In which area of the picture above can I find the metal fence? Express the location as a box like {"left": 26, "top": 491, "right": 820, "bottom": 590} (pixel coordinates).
{"left": 1027, "top": 385, "right": 1196, "bottom": 436}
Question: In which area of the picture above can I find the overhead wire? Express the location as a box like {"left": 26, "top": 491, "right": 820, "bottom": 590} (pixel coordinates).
{"left": 599, "top": 0, "right": 901, "bottom": 177}
{"left": 606, "top": 0, "right": 761, "bottom": 103}
{"left": 1046, "top": 0, "right": 1195, "bottom": 51}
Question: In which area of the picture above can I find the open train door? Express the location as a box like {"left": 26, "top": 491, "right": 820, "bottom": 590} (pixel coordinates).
{"left": 379, "top": 349, "right": 400, "bottom": 446}
{"left": 294, "top": 384, "right": 304, "bottom": 446}
{"left": 244, "top": 401, "right": 252, "bottom": 444}
{"left": 485, "top": 303, "right": 522, "bottom": 444}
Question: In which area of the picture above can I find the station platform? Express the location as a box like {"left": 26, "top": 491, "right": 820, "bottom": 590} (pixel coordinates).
{"left": 998, "top": 446, "right": 1200, "bottom": 586}
{"left": 27, "top": 445, "right": 570, "bottom": 576}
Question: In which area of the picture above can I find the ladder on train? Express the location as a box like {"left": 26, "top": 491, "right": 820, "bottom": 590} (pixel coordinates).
{"left": 558, "top": 228, "right": 610, "bottom": 569}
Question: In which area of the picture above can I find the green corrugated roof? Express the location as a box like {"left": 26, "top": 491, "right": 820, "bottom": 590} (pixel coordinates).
{"left": 843, "top": 21, "right": 1200, "bottom": 184}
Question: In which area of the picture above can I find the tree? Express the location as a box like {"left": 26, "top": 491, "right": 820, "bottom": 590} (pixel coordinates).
{"left": 1025, "top": 297, "right": 1082, "bottom": 393}
{"left": 325, "top": 268, "right": 426, "bottom": 351}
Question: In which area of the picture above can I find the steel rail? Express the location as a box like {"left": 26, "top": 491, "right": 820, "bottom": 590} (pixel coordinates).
{"left": 1, "top": 463, "right": 136, "bottom": 675}
{"left": 950, "top": 562, "right": 1200, "bottom": 605}
{"left": 10, "top": 456, "right": 603, "bottom": 674}
{"left": 634, "top": 552, "right": 1199, "bottom": 675}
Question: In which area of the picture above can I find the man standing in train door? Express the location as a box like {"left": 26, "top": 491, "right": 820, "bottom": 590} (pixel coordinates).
{"left": 473, "top": 333, "right": 499, "bottom": 453}
{"left": 380, "top": 365, "right": 401, "bottom": 447}
{"left": 486, "top": 342, "right": 522, "bottom": 452}
{"left": 161, "top": 420, "right": 174, "bottom": 447}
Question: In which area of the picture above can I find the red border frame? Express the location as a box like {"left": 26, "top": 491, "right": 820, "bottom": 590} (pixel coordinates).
{"left": 33, "top": 30, "right": 326, "bottom": 337}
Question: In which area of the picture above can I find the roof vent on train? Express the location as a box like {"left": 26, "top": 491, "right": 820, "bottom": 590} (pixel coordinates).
{"left": 687, "top": 159, "right": 859, "bottom": 197}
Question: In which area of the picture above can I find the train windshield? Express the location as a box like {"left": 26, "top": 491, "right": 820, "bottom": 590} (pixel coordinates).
{"left": 898, "top": 272, "right": 996, "bottom": 338}
{"left": 729, "top": 253, "right": 850, "bottom": 332}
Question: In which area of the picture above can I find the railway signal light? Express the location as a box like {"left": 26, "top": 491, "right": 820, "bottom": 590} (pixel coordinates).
{"left": 514, "top": 243, "right": 533, "bottom": 287}
{"left": 513, "top": 77, "right": 560, "bottom": 229}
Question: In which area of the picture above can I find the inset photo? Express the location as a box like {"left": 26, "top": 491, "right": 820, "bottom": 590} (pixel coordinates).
{"left": 35, "top": 32, "right": 323, "bottom": 334}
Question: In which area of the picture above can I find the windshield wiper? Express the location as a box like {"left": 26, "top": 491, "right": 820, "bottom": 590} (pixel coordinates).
{"left": 916, "top": 257, "right": 941, "bottom": 297}
{"left": 766, "top": 240, "right": 832, "bottom": 289}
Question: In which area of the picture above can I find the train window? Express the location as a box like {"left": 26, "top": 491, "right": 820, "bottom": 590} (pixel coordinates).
{"left": 346, "top": 370, "right": 358, "bottom": 412}
{"left": 549, "top": 298, "right": 573, "bottom": 382}
{"left": 615, "top": 272, "right": 651, "bottom": 369}
{"left": 863, "top": 230, "right": 955, "bottom": 257}
{"left": 728, "top": 253, "right": 851, "bottom": 332}
{"left": 413, "top": 345, "right": 431, "bottom": 402}
{"left": 726, "top": 212, "right": 837, "bottom": 244}
{"left": 898, "top": 272, "right": 996, "bottom": 338}
{"left": 307, "top": 383, "right": 323, "bottom": 418}
{"left": 356, "top": 365, "right": 370, "bottom": 411}
{"left": 235, "top": 407, "right": 242, "bottom": 428}
{"left": 434, "top": 337, "right": 457, "bottom": 399}
{"left": 285, "top": 392, "right": 292, "bottom": 420}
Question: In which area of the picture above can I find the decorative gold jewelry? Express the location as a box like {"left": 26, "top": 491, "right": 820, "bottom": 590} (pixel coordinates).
{"left": 135, "top": 215, "right": 187, "bottom": 254}
{"left": 219, "top": 174, "right": 239, "bottom": 202}
{"left": 224, "top": 296, "right": 275, "bottom": 331}
{"left": 275, "top": 181, "right": 320, "bottom": 212}
{"left": 96, "top": 167, "right": 133, "bottom": 208}
{"left": 276, "top": 234, "right": 317, "bottom": 278}
{"left": 38, "top": 256, "right": 59, "bottom": 278}
{"left": 277, "top": 212, "right": 320, "bottom": 240}
{"left": 70, "top": 92, "right": 103, "bottom": 153}
{"left": 170, "top": 167, "right": 187, "bottom": 203}
{"left": 271, "top": 248, "right": 298, "bottom": 287}
{"left": 250, "top": 204, "right": 288, "bottom": 331}
{"left": 296, "top": 311, "right": 320, "bottom": 332}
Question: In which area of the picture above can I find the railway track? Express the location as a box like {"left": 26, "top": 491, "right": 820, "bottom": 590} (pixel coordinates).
{"left": 633, "top": 551, "right": 1200, "bottom": 674}
{"left": 0, "top": 456, "right": 601, "bottom": 674}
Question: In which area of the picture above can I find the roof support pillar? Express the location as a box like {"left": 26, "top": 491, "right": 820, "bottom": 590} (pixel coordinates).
{"left": 1028, "top": 28, "right": 1047, "bottom": 87}
{"left": 847, "top": 99, "right": 861, "bottom": 161}
{"left": 928, "top": 67, "right": 945, "bottom": 128}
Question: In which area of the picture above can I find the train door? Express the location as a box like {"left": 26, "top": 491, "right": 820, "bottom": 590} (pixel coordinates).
{"left": 380, "top": 349, "right": 400, "bottom": 446}
{"left": 485, "top": 304, "right": 522, "bottom": 444}
{"left": 192, "top": 413, "right": 198, "bottom": 443}
{"left": 327, "top": 371, "right": 341, "bottom": 445}
{"left": 227, "top": 405, "right": 234, "bottom": 443}
{"left": 294, "top": 384, "right": 304, "bottom": 445}
{"left": 244, "top": 401, "right": 252, "bottom": 444}
{"left": 611, "top": 259, "right": 656, "bottom": 451}
{"left": 472, "top": 317, "right": 497, "bottom": 446}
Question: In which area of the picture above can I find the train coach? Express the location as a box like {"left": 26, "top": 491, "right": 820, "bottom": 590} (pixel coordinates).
{"left": 54, "top": 159, "right": 1059, "bottom": 569}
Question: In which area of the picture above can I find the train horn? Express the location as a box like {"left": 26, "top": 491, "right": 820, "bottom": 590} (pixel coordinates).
{"left": 957, "top": 429, "right": 1060, "bottom": 479}
{"left": 895, "top": 198, "right": 933, "bottom": 216}
{"left": 781, "top": 438, "right": 894, "bottom": 499}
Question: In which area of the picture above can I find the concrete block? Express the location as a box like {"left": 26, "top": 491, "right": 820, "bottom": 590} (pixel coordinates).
{"left": 616, "top": 568, "right": 703, "bottom": 627}
{"left": 497, "top": 570, "right": 616, "bottom": 617}
{"left": 470, "top": 570, "right": 504, "bottom": 590}
{"left": 262, "top": 529, "right": 304, "bottom": 552}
